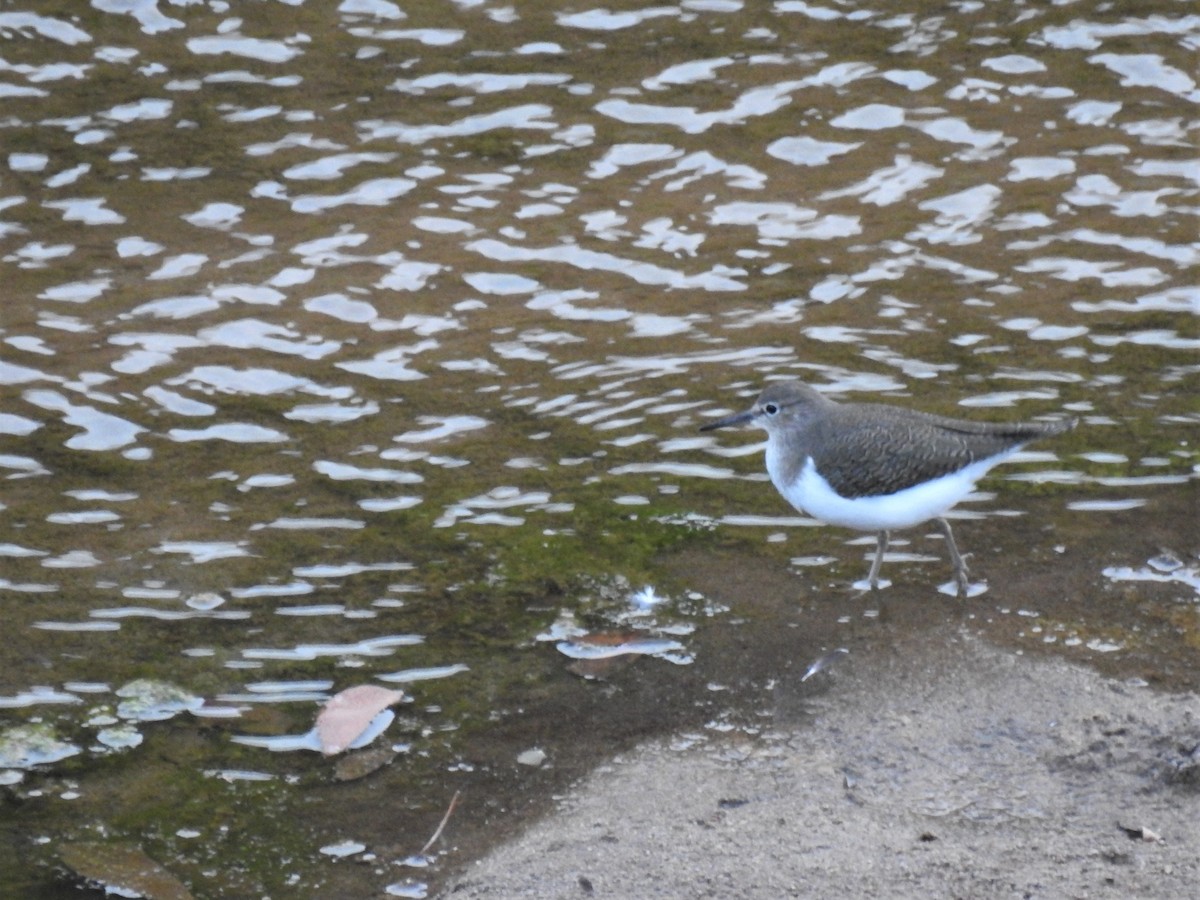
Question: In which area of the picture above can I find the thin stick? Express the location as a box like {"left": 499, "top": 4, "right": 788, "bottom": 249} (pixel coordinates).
{"left": 419, "top": 789, "right": 462, "bottom": 856}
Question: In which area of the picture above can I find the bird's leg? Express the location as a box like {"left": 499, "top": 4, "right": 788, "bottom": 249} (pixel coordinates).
{"left": 936, "top": 517, "right": 970, "bottom": 596}
{"left": 866, "top": 529, "right": 889, "bottom": 589}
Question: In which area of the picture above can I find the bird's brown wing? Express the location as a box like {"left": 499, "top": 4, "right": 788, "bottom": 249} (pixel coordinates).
{"left": 809, "top": 405, "right": 1071, "bottom": 499}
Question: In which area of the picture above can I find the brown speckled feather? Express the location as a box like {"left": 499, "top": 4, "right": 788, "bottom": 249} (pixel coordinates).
{"left": 809, "top": 403, "right": 1075, "bottom": 499}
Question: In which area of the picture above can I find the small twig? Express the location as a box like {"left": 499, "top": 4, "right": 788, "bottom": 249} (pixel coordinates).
{"left": 419, "top": 789, "right": 462, "bottom": 856}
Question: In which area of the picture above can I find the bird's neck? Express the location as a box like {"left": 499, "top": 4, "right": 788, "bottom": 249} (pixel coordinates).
{"left": 764, "top": 429, "right": 807, "bottom": 490}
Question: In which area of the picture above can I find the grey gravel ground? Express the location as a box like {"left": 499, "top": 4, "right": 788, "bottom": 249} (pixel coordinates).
{"left": 442, "top": 632, "right": 1200, "bottom": 899}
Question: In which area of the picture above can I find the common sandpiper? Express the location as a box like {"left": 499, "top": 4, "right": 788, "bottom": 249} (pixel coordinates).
{"left": 700, "top": 380, "right": 1077, "bottom": 595}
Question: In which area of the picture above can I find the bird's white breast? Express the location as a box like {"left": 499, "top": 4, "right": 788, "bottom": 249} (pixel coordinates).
{"left": 766, "top": 442, "right": 1012, "bottom": 532}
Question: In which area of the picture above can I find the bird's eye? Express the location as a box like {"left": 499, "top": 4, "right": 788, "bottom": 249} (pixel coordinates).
{"left": 762, "top": 403, "right": 779, "bottom": 416}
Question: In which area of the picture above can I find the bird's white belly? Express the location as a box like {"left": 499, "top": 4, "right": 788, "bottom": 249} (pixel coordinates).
{"left": 771, "top": 454, "right": 1004, "bottom": 532}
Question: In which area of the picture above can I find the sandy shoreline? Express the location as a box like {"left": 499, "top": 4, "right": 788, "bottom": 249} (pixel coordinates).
{"left": 441, "top": 632, "right": 1200, "bottom": 899}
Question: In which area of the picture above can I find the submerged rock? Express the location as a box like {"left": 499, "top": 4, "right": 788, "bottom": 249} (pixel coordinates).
{"left": 0, "top": 723, "right": 81, "bottom": 770}
{"left": 58, "top": 841, "right": 194, "bottom": 900}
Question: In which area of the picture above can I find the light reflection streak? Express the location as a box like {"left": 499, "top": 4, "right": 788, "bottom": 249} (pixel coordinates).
{"left": 241, "top": 635, "right": 423, "bottom": 662}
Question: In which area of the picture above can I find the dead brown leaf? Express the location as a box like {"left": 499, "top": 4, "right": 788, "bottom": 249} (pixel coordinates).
{"left": 316, "top": 685, "right": 408, "bottom": 756}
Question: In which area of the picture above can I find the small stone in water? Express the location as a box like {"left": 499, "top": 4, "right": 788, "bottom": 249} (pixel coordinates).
{"left": 319, "top": 839, "right": 367, "bottom": 858}
{"left": 333, "top": 747, "right": 396, "bottom": 782}
{"left": 58, "top": 841, "right": 194, "bottom": 899}
{"left": 186, "top": 592, "right": 225, "bottom": 610}
{"left": 516, "top": 747, "right": 547, "bottom": 767}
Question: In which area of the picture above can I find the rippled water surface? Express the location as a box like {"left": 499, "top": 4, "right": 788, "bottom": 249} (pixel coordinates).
{"left": 1, "top": 0, "right": 1197, "bottom": 895}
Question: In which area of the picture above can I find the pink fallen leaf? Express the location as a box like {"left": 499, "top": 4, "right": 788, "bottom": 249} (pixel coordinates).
{"left": 316, "top": 685, "right": 408, "bottom": 756}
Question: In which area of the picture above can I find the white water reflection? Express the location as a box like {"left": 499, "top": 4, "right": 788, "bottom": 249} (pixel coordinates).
{"left": 23, "top": 390, "right": 144, "bottom": 450}
{"left": 169, "top": 423, "right": 289, "bottom": 443}
{"left": 154, "top": 542, "right": 251, "bottom": 563}
{"left": 232, "top": 711, "right": 396, "bottom": 754}
{"left": 241, "top": 635, "right": 423, "bottom": 663}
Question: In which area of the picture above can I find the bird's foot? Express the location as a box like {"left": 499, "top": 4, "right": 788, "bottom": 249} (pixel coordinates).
{"left": 939, "top": 560, "right": 987, "bottom": 598}
{"left": 852, "top": 576, "right": 892, "bottom": 593}
{"left": 938, "top": 578, "right": 989, "bottom": 598}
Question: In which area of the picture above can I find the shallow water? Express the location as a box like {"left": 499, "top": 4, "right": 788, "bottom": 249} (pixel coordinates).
{"left": 0, "top": 0, "right": 1196, "bottom": 895}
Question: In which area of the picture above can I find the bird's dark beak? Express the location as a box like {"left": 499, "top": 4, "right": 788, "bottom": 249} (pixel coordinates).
{"left": 699, "top": 409, "right": 755, "bottom": 432}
